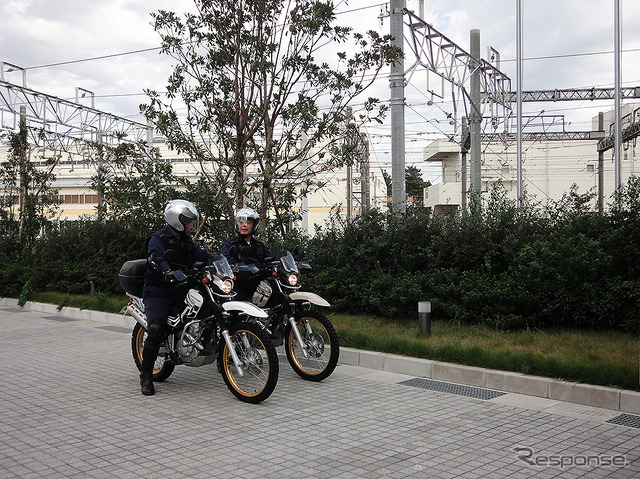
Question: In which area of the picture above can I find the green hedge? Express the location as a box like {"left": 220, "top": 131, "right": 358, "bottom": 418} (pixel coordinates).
{"left": 1, "top": 178, "right": 639, "bottom": 333}
{"left": 303, "top": 180, "right": 640, "bottom": 333}
{"left": 0, "top": 219, "right": 148, "bottom": 297}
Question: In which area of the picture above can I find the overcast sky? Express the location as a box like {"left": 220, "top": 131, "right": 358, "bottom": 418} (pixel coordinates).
{"left": 1, "top": 0, "right": 639, "bottom": 181}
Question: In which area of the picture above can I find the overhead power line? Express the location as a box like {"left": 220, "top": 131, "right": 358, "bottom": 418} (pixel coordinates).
{"left": 25, "top": 46, "right": 162, "bottom": 71}
{"left": 22, "top": 2, "right": 387, "bottom": 72}
{"left": 500, "top": 48, "right": 640, "bottom": 63}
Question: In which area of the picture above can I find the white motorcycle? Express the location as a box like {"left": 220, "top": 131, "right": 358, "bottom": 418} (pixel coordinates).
{"left": 237, "top": 250, "right": 339, "bottom": 382}
{"left": 119, "top": 255, "right": 278, "bottom": 403}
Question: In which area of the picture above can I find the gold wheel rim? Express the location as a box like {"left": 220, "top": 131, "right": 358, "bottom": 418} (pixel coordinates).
{"left": 223, "top": 330, "right": 268, "bottom": 398}
{"left": 288, "top": 317, "right": 329, "bottom": 376}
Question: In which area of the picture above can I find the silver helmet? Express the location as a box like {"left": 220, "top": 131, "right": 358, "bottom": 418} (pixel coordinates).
{"left": 164, "top": 199, "right": 198, "bottom": 232}
{"left": 235, "top": 207, "right": 260, "bottom": 236}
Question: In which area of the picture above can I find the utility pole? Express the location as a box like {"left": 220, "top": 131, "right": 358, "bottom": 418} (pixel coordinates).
{"left": 18, "top": 106, "right": 28, "bottom": 242}
{"left": 516, "top": 0, "right": 524, "bottom": 207}
{"left": 390, "top": 0, "right": 406, "bottom": 212}
{"left": 598, "top": 112, "right": 605, "bottom": 214}
{"left": 300, "top": 130, "right": 309, "bottom": 234}
{"left": 469, "top": 29, "right": 482, "bottom": 196}
{"left": 461, "top": 117, "right": 468, "bottom": 213}
{"left": 614, "top": 0, "right": 622, "bottom": 190}
{"left": 346, "top": 163, "right": 352, "bottom": 221}
{"left": 360, "top": 133, "right": 371, "bottom": 211}
{"left": 345, "top": 107, "right": 353, "bottom": 221}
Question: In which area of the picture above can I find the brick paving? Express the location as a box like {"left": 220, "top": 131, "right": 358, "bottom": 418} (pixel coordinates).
{"left": 1, "top": 306, "right": 639, "bottom": 478}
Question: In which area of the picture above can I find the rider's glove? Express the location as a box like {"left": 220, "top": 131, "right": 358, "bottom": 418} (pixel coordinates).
{"left": 163, "top": 270, "right": 187, "bottom": 284}
{"left": 163, "top": 270, "right": 175, "bottom": 284}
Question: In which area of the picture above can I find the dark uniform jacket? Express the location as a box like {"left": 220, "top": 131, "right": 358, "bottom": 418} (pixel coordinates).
{"left": 221, "top": 234, "right": 274, "bottom": 263}
{"left": 221, "top": 235, "right": 274, "bottom": 301}
{"left": 143, "top": 226, "right": 210, "bottom": 298}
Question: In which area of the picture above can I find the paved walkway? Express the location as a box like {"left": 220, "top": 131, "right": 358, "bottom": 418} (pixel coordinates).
{"left": 1, "top": 304, "right": 639, "bottom": 478}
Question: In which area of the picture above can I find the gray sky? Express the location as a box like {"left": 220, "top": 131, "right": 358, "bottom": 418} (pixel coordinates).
{"left": 1, "top": 0, "right": 639, "bottom": 182}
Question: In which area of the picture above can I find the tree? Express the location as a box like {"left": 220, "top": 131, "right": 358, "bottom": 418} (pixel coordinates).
{"left": 382, "top": 167, "right": 430, "bottom": 204}
{"left": 382, "top": 170, "right": 392, "bottom": 198}
{"left": 405, "top": 165, "right": 430, "bottom": 204}
{"left": 140, "top": 0, "right": 401, "bottom": 240}
{"left": 0, "top": 116, "right": 60, "bottom": 244}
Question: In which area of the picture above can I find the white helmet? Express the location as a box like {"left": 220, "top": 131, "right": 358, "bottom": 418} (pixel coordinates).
{"left": 164, "top": 199, "right": 198, "bottom": 232}
{"left": 235, "top": 207, "right": 260, "bottom": 236}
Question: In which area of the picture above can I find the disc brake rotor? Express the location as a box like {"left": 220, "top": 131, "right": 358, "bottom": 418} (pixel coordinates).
{"left": 305, "top": 332, "right": 325, "bottom": 358}
{"left": 242, "top": 347, "right": 264, "bottom": 373}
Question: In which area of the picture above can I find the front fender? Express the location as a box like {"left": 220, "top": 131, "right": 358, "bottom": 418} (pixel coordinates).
{"left": 289, "top": 291, "right": 330, "bottom": 308}
{"left": 222, "top": 300, "right": 268, "bottom": 318}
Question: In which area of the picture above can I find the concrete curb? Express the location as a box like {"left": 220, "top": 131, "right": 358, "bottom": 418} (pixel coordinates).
{"left": 4, "top": 297, "right": 639, "bottom": 414}
{"left": 341, "top": 347, "right": 640, "bottom": 414}
{"left": 3, "top": 297, "right": 136, "bottom": 328}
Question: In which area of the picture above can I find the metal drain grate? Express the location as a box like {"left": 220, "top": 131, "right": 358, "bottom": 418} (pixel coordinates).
{"left": 606, "top": 414, "right": 640, "bottom": 429}
{"left": 43, "top": 315, "right": 78, "bottom": 322}
{"left": 399, "top": 377, "right": 507, "bottom": 400}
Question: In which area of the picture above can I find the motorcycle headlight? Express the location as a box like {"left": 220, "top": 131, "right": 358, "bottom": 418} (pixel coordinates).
{"left": 221, "top": 279, "right": 233, "bottom": 294}
{"left": 287, "top": 274, "right": 298, "bottom": 286}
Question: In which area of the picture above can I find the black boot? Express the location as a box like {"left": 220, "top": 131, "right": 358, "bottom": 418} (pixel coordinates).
{"left": 140, "top": 324, "right": 163, "bottom": 396}
{"left": 140, "top": 371, "right": 155, "bottom": 396}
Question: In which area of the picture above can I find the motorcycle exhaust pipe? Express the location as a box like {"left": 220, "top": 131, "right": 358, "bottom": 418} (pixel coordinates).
{"left": 126, "top": 303, "right": 148, "bottom": 329}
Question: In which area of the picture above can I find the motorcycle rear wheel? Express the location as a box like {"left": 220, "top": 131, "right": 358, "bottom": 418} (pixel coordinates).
{"left": 219, "top": 321, "right": 279, "bottom": 404}
{"left": 284, "top": 310, "right": 339, "bottom": 382}
{"left": 131, "top": 322, "right": 175, "bottom": 382}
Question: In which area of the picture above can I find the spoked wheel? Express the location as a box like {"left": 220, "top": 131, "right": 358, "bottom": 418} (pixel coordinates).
{"left": 219, "top": 321, "right": 279, "bottom": 404}
{"left": 284, "top": 310, "right": 339, "bottom": 382}
{"left": 131, "top": 322, "right": 175, "bottom": 382}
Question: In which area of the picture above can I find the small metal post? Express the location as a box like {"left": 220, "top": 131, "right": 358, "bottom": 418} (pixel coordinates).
{"left": 418, "top": 301, "right": 432, "bottom": 336}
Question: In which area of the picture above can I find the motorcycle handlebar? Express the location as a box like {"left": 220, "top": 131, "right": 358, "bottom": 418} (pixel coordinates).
{"left": 164, "top": 269, "right": 188, "bottom": 284}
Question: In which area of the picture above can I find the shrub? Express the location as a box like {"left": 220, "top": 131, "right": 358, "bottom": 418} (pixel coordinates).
{"left": 304, "top": 180, "right": 640, "bottom": 333}
{"left": 2, "top": 179, "right": 639, "bottom": 334}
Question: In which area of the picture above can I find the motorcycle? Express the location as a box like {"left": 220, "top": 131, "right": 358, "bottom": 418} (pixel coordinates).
{"left": 118, "top": 254, "right": 279, "bottom": 403}
{"left": 236, "top": 249, "right": 339, "bottom": 382}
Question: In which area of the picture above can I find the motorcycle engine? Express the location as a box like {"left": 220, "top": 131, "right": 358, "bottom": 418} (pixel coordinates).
{"left": 177, "top": 320, "right": 204, "bottom": 363}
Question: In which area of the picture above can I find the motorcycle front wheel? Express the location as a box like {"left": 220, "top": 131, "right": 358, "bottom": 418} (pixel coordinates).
{"left": 219, "top": 321, "right": 279, "bottom": 404}
{"left": 131, "top": 322, "right": 175, "bottom": 382}
{"left": 284, "top": 310, "right": 339, "bottom": 382}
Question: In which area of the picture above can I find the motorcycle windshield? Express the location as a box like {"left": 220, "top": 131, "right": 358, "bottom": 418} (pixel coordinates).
{"left": 280, "top": 252, "right": 297, "bottom": 273}
{"left": 213, "top": 256, "right": 234, "bottom": 279}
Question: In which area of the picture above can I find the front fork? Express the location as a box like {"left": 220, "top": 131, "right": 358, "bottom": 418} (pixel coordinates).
{"left": 221, "top": 329, "right": 245, "bottom": 377}
{"left": 288, "top": 316, "right": 310, "bottom": 358}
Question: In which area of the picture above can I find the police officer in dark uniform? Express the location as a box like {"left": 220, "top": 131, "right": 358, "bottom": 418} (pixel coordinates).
{"left": 221, "top": 207, "right": 274, "bottom": 301}
{"left": 140, "top": 199, "right": 211, "bottom": 396}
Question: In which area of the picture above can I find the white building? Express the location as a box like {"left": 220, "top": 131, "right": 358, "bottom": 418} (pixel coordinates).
{"left": 0, "top": 133, "right": 388, "bottom": 234}
{"left": 423, "top": 106, "right": 640, "bottom": 215}
{"left": 145, "top": 136, "right": 387, "bottom": 233}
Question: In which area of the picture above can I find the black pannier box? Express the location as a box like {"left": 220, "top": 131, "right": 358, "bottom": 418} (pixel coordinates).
{"left": 118, "top": 259, "right": 147, "bottom": 297}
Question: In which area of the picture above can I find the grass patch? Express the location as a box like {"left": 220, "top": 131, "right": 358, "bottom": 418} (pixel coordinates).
{"left": 18, "top": 292, "right": 639, "bottom": 391}
{"left": 330, "top": 314, "right": 640, "bottom": 392}
{"left": 31, "top": 291, "right": 127, "bottom": 314}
